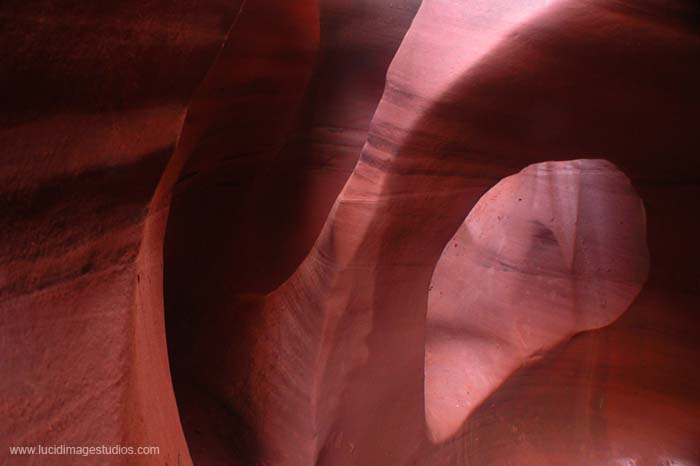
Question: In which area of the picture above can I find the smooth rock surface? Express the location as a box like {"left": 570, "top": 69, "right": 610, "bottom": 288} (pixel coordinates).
{"left": 1, "top": 0, "right": 698, "bottom": 465}
{"left": 0, "top": 1, "right": 244, "bottom": 464}
{"left": 426, "top": 159, "right": 649, "bottom": 442}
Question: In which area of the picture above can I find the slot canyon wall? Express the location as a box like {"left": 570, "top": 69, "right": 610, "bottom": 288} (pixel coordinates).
{"left": 0, "top": 1, "right": 698, "bottom": 465}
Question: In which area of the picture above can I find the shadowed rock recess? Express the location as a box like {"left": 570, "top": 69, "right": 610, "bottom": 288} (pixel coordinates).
{"left": 1, "top": 1, "right": 698, "bottom": 465}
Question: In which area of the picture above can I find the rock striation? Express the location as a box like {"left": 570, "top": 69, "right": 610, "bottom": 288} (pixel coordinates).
{"left": 1, "top": 0, "right": 698, "bottom": 465}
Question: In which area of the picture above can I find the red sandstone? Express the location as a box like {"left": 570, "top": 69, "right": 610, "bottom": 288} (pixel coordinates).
{"left": 1, "top": 1, "right": 698, "bottom": 465}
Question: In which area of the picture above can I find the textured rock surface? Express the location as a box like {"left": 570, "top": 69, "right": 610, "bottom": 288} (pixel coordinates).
{"left": 162, "top": 0, "right": 421, "bottom": 463}
{"left": 1, "top": 0, "right": 699, "bottom": 465}
{"left": 0, "top": 1, "right": 244, "bottom": 465}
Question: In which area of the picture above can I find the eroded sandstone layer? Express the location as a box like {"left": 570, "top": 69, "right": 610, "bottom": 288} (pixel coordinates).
{"left": 426, "top": 159, "right": 650, "bottom": 443}
{"left": 1, "top": 0, "right": 698, "bottom": 465}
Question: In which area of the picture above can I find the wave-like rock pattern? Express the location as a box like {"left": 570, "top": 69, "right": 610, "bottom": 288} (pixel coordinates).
{"left": 0, "top": 0, "right": 698, "bottom": 465}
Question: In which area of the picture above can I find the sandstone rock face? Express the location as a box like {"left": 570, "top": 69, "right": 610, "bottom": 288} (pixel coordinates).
{"left": 426, "top": 159, "right": 649, "bottom": 443}
{"left": 1, "top": 1, "right": 698, "bottom": 466}
{"left": 0, "top": 1, "right": 244, "bottom": 465}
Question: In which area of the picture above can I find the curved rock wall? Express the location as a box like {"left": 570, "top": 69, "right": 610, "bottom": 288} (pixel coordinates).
{"left": 1, "top": 0, "right": 698, "bottom": 465}
{"left": 426, "top": 159, "right": 650, "bottom": 443}
{"left": 0, "top": 1, "right": 244, "bottom": 464}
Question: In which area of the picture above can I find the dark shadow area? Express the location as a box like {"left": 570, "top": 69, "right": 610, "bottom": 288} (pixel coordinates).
{"left": 162, "top": 1, "right": 421, "bottom": 464}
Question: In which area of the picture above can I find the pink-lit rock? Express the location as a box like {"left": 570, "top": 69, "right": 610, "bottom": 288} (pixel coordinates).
{"left": 426, "top": 159, "right": 649, "bottom": 442}
{"left": 0, "top": 0, "right": 698, "bottom": 465}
